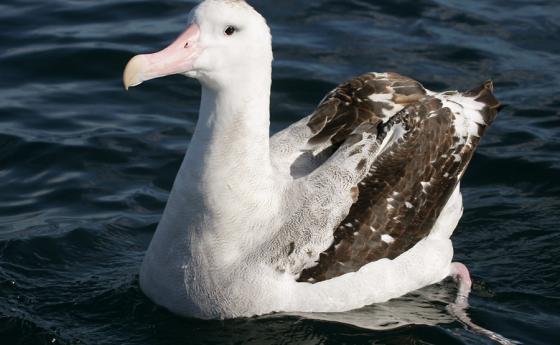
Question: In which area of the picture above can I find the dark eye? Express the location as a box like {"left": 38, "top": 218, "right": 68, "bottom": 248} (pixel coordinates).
{"left": 225, "top": 26, "right": 236, "bottom": 36}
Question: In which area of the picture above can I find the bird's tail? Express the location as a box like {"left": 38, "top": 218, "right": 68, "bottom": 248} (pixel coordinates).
{"left": 463, "top": 80, "right": 502, "bottom": 128}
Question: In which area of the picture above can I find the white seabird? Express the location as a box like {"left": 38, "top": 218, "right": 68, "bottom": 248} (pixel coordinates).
{"left": 123, "top": 4, "right": 506, "bottom": 341}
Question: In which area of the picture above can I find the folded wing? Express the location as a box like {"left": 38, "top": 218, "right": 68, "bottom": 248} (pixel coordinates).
{"left": 272, "top": 73, "right": 500, "bottom": 283}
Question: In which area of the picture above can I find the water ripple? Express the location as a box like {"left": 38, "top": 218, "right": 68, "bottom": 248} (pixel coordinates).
{"left": 0, "top": 0, "right": 559, "bottom": 344}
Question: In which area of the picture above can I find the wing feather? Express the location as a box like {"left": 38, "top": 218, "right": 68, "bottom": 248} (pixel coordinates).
{"left": 296, "top": 75, "right": 500, "bottom": 283}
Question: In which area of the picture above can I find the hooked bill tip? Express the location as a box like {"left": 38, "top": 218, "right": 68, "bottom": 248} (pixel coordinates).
{"left": 123, "top": 55, "right": 147, "bottom": 90}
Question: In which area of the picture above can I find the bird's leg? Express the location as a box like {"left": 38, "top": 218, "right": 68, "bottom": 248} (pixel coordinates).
{"left": 447, "top": 262, "right": 518, "bottom": 345}
{"left": 450, "top": 262, "right": 472, "bottom": 306}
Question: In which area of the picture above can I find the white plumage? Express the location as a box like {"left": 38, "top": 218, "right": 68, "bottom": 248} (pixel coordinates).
{"left": 123, "top": 0, "right": 500, "bottom": 325}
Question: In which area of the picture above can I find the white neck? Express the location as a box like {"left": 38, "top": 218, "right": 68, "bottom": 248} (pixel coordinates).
{"left": 186, "top": 64, "right": 273, "bottom": 184}
{"left": 158, "top": 62, "right": 275, "bottom": 239}
{"left": 140, "top": 63, "right": 276, "bottom": 301}
{"left": 190, "top": 68, "right": 272, "bottom": 174}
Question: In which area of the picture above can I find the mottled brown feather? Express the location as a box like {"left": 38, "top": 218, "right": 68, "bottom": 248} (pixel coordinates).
{"left": 307, "top": 73, "right": 427, "bottom": 145}
{"left": 297, "top": 74, "right": 500, "bottom": 283}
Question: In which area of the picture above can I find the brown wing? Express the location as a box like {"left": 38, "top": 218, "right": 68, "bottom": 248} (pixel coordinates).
{"left": 297, "top": 76, "right": 500, "bottom": 283}
{"left": 306, "top": 72, "right": 428, "bottom": 146}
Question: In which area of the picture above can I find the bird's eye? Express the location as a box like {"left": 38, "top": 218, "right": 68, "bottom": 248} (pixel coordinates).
{"left": 225, "top": 26, "right": 236, "bottom": 36}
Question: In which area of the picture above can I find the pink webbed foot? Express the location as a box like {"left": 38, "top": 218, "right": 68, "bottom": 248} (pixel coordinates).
{"left": 450, "top": 262, "right": 472, "bottom": 286}
{"left": 450, "top": 262, "right": 472, "bottom": 305}
{"left": 447, "top": 262, "right": 518, "bottom": 345}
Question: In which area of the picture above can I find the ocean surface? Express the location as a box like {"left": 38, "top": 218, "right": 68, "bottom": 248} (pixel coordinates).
{"left": 1, "top": 0, "right": 559, "bottom": 344}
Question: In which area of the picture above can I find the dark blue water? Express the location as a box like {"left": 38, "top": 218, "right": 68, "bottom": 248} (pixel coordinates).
{"left": 1, "top": 0, "right": 559, "bottom": 344}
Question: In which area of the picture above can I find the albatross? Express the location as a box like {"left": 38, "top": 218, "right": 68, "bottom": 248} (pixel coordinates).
{"left": 123, "top": 0, "right": 501, "bottom": 323}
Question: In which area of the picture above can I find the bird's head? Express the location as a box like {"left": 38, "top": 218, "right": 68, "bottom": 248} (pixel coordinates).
{"left": 123, "top": 0, "right": 272, "bottom": 91}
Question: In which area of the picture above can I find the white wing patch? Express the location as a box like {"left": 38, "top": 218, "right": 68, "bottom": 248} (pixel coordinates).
{"left": 435, "top": 93, "right": 487, "bottom": 140}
